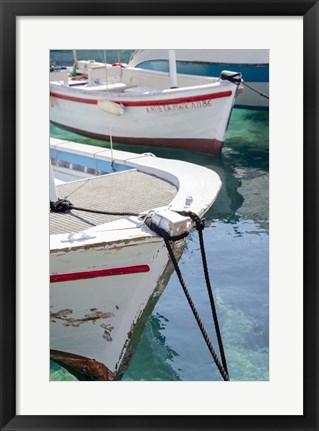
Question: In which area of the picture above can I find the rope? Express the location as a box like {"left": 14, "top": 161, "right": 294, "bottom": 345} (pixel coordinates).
{"left": 241, "top": 80, "right": 269, "bottom": 99}
{"left": 50, "top": 198, "right": 139, "bottom": 217}
{"left": 145, "top": 210, "right": 229, "bottom": 381}
{"left": 177, "top": 211, "right": 229, "bottom": 376}
{"left": 163, "top": 235, "right": 229, "bottom": 381}
{"left": 143, "top": 215, "right": 189, "bottom": 242}
{"left": 220, "top": 72, "right": 269, "bottom": 100}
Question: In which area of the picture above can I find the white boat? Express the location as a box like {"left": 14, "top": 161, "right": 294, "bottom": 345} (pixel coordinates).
{"left": 128, "top": 49, "right": 269, "bottom": 110}
{"left": 50, "top": 138, "right": 222, "bottom": 380}
{"left": 49, "top": 55, "right": 242, "bottom": 155}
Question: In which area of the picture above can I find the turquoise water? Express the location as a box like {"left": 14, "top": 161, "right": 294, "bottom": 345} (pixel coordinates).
{"left": 50, "top": 50, "right": 269, "bottom": 381}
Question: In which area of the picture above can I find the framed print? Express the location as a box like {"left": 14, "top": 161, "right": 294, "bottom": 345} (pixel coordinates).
{"left": 0, "top": 1, "right": 318, "bottom": 430}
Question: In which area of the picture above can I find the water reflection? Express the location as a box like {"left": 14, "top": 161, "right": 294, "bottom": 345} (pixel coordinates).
{"left": 123, "top": 314, "right": 181, "bottom": 381}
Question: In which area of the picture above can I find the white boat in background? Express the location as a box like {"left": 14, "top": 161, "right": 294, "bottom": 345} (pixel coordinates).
{"left": 50, "top": 138, "right": 222, "bottom": 380}
{"left": 128, "top": 49, "right": 269, "bottom": 110}
{"left": 50, "top": 55, "right": 242, "bottom": 155}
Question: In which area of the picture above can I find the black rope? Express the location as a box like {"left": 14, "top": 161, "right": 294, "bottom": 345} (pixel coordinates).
{"left": 144, "top": 211, "right": 229, "bottom": 381}
{"left": 221, "top": 72, "right": 269, "bottom": 100}
{"left": 241, "top": 81, "right": 269, "bottom": 99}
{"left": 177, "top": 211, "right": 229, "bottom": 376}
{"left": 50, "top": 198, "right": 139, "bottom": 217}
{"left": 143, "top": 215, "right": 189, "bottom": 242}
{"left": 163, "top": 236, "right": 229, "bottom": 381}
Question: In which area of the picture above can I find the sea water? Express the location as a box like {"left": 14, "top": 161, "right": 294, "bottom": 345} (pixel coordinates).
{"left": 50, "top": 50, "right": 269, "bottom": 381}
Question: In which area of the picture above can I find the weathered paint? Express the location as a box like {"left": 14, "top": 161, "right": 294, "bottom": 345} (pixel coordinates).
{"left": 50, "top": 239, "right": 186, "bottom": 380}
{"left": 51, "top": 234, "right": 162, "bottom": 255}
{"left": 50, "top": 308, "right": 114, "bottom": 327}
{"left": 50, "top": 240, "right": 170, "bottom": 377}
{"left": 115, "top": 239, "right": 185, "bottom": 379}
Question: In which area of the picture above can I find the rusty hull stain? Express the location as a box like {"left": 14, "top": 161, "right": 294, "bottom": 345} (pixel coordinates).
{"left": 50, "top": 308, "right": 114, "bottom": 328}
{"left": 51, "top": 239, "right": 185, "bottom": 380}
{"left": 51, "top": 349, "right": 115, "bottom": 381}
{"left": 115, "top": 308, "right": 143, "bottom": 371}
{"left": 100, "top": 323, "right": 114, "bottom": 341}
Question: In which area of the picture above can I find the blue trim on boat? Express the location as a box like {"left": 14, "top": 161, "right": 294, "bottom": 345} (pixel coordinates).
{"left": 138, "top": 60, "right": 269, "bottom": 83}
{"left": 50, "top": 148, "right": 133, "bottom": 174}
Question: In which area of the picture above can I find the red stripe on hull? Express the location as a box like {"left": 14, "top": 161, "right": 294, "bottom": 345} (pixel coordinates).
{"left": 50, "top": 90, "right": 232, "bottom": 107}
{"left": 51, "top": 121, "right": 224, "bottom": 155}
{"left": 50, "top": 264, "right": 150, "bottom": 283}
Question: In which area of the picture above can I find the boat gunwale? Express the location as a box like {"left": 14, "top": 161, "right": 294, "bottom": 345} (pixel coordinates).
{"left": 49, "top": 138, "right": 222, "bottom": 251}
{"left": 49, "top": 81, "right": 235, "bottom": 102}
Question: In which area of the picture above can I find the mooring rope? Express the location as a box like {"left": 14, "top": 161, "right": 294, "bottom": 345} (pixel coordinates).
{"left": 50, "top": 198, "right": 139, "bottom": 217}
{"left": 177, "top": 211, "right": 229, "bottom": 376}
{"left": 241, "top": 81, "right": 269, "bottom": 99}
{"left": 221, "top": 72, "right": 269, "bottom": 100}
{"left": 143, "top": 211, "right": 230, "bottom": 381}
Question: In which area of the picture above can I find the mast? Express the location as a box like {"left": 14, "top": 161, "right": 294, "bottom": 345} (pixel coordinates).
{"left": 72, "top": 50, "right": 78, "bottom": 76}
{"left": 72, "top": 49, "right": 78, "bottom": 66}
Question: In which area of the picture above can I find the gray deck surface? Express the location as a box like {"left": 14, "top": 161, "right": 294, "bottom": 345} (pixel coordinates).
{"left": 50, "top": 170, "right": 177, "bottom": 235}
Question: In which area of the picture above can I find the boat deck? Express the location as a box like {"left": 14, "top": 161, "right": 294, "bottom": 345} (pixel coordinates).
{"left": 50, "top": 170, "right": 177, "bottom": 235}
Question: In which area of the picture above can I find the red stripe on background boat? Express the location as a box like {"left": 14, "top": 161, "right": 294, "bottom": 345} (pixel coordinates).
{"left": 50, "top": 90, "right": 233, "bottom": 107}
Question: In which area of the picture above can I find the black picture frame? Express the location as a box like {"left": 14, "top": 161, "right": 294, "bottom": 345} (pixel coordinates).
{"left": 1, "top": 1, "right": 318, "bottom": 430}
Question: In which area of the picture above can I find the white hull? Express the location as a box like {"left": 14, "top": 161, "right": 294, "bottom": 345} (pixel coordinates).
{"left": 51, "top": 226, "right": 177, "bottom": 379}
{"left": 50, "top": 139, "right": 222, "bottom": 379}
{"left": 129, "top": 49, "right": 269, "bottom": 110}
{"left": 50, "top": 63, "right": 241, "bottom": 155}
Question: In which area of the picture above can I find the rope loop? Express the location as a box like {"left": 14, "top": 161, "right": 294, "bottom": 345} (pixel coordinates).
{"left": 143, "top": 215, "right": 189, "bottom": 242}
{"left": 177, "top": 210, "right": 205, "bottom": 232}
{"left": 50, "top": 198, "right": 73, "bottom": 213}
